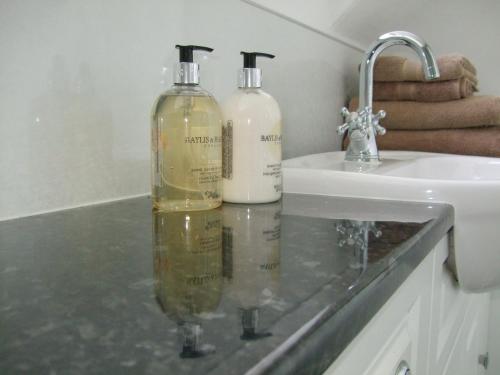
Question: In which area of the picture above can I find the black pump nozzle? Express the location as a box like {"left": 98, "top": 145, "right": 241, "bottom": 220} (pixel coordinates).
{"left": 176, "top": 45, "right": 214, "bottom": 63}
{"left": 240, "top": 51, "right": 275, "bottom": 68}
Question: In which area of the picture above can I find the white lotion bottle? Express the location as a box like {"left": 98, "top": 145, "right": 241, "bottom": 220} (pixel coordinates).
{"left": 222, "top": 52, "right": 282, "bottom": 203}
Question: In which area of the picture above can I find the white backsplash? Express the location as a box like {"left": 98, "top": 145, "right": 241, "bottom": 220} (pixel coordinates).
{"left": 0, "top": 0, "right": 361, "bottom": 219}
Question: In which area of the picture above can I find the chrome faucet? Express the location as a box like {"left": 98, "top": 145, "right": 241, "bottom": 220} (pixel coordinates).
{"left": 338, "top": 31, "right": 440, "bottom": 163}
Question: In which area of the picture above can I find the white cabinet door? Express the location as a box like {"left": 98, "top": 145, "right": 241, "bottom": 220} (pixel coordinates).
{"left": 324, "top": 235, "right": 491, "bottom": 375}
{"left": 426, "top": 237, "right": 491, "bottom": 375}
{"left": 427, "top": 237, "right": 469, "bottom": 374}
{"left": 324, "top": 243, "right": 435, "bottom": 375}
{"left": 441, "top": 293, "right": 490, "bottom": 375}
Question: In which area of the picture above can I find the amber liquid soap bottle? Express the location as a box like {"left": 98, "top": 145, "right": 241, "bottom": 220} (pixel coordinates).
{"left": 151, "top": 45, "right": 223, "bottom": 212}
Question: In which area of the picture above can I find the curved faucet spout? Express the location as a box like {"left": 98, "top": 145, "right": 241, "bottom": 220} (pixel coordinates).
{"left": 339, "top": 31, "right": 440, "bottom": 163}
{"left": 359, "top": 31, "right": 440, "bottom": 110}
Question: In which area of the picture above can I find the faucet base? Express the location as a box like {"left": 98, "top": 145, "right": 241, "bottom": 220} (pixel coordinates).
{"left": 344, "top": 155, "right": 380, "bottom": 163}
{"left": 343, "top": 150, "right": 382, "bottom": 173}
{"left": 344, "top": 149, "right": 381, "bottom": 164}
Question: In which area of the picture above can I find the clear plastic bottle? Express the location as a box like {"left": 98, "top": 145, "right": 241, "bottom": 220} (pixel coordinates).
{"left": 151, "top": 45, "right": 222, "bottom": 212}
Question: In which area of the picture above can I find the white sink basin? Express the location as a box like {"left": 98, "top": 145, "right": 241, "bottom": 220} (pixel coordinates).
{"left": 283, "top": 151, "right": 500, "bottom": 292}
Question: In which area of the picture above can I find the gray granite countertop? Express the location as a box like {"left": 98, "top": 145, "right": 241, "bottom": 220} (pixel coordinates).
{"left": 0, "top": 193, "right": 453, "bottom": 375}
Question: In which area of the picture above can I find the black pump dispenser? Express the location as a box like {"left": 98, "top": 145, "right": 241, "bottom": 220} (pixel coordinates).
{"left": 174, "top": 44, "right": 214, "bottom": 85}
{"left": 238, "top": 51, "right": 275, "bottom": 88}
{"left": 241, "top": 52, "right": 275, "bottom": 68}
{"left": 176, "top": 45, "right": 214, "bottom": 63}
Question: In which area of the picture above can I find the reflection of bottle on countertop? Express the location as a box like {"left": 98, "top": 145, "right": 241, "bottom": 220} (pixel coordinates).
{"left": 151, "top": 45, "right": 223, "bottom": 212}
{"left": 222, "top": 52, "right": 282, "bottom": 204}
{"left": 222, "top": 201, "right": 281, "bottom": 340}
{"left": 153, "top": 209, "right": 223, "bottom": 358}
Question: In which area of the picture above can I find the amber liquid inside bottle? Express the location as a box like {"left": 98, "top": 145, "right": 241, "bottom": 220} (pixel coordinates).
{"left": 151, "top": 85, "right": 222, "bottom": 212}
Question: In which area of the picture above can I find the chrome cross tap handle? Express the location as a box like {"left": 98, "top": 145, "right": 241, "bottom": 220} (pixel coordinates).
{"left": 372, "top": 110, "right": 387, "bottom": 136}
{"left": 337, "top": 107, "right": 364, "bottom": 136}
{"left": 338, "top": 106, "right": 387, "bottom": 158}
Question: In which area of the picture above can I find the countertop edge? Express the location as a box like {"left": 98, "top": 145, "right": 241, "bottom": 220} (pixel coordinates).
{"left": 264, "top": 203, "right": 454, "bottom": 375}
{"left": 206, "top": 203, "right": 454, "bottom": 375}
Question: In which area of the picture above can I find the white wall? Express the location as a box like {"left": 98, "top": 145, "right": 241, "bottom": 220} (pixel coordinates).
{"left": 0, "top": 0, "right": 184, "bottom": 220}
{"left": 0, "top": 0, "right": 361, "bottom": 220}
{"left": 180, "top": 0, "right": 361, "bottom": 159}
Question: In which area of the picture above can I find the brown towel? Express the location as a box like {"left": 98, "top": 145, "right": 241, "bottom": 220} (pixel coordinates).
{"left": 373, "top": 78, "right": 476, "bottom": 102}
{"left": 373, "top": 54, "right": 478, "bottom": 85}
{"left": 373, "top": 127, "right": 500, "bottom": 157}
{"left": 349, "top": 96, "right": 500, "bottom": 130}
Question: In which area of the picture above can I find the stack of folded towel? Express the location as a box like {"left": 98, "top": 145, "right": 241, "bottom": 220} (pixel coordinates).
{"left": 345, "top": 54, "right": 500, "bottom": 157}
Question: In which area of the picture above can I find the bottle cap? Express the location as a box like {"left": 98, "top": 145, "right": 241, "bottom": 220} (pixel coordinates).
{"left": 174, "top": 45, "right": 214, "bottom": 85}
{"left": 238, "top": 51, "right": 275, "bottom": 88}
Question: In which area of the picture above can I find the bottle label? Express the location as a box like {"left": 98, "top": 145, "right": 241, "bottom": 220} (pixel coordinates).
{"left": 157, "top": 126, "right": 221, "bottom": 199}
{"left": 184, "top": 136, "right": 222, "bottom": 145}
{"left": 222, "top": 120, "right": 233, "bottom": 179}
{"left": 263, "top": 163, "right": 282, "bottom": 193}
{"left": 220, "top": 118, "right": 282, "bottom": 194}
{"left": 260, "top": 134, "right": 282, "bottom": 142}
{"left": 260, "top": 123, "right": 282, "bottom": 192}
